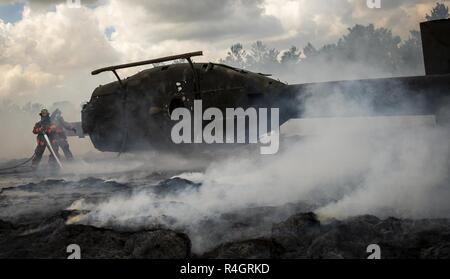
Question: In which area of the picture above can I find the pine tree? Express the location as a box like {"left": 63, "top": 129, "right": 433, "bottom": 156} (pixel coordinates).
{"left": 426, "top": 2, "right": 449, "bottom": 21}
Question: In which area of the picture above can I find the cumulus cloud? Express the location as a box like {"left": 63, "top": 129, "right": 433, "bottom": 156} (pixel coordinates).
{"left": 0, "top": 3, "right": 118, "bottom": 103}
{"left": 92, "top": 0, "right": 284, "bottom": 62}
{"left": 0, "top": 0, "right": 100, "bottom": 12}
{"left": 0, "top": 0, "right": 442, "bottom": 105}
{"left": 0, "top": 63, "right": 59, "bottom": 98}
{"left": 263, "top": 0, "right": 439, "bottom": 49}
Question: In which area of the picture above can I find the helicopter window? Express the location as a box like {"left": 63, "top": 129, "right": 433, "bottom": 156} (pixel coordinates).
{"left": 169, "top": 98, "right": 184, "bottom": 115}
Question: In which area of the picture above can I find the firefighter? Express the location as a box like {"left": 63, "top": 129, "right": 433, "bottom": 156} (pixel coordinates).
{"left": 51, "top": 109, "right": 76, "bottom": 161}
{"left": 31, "top": 109, "right": 61, "bottom": 169}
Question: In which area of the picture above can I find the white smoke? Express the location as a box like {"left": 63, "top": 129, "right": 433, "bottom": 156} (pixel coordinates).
{"left": 68, "top": 83, "right": 450, "bottom": 253}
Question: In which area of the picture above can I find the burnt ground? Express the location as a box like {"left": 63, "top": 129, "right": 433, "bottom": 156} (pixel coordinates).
{"left": 1, "top": 174, "right": 450, "bottom": 259}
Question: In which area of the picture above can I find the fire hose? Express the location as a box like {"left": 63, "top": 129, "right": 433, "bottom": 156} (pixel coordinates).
{"left": 0, "top": 154, "right": 35, "bottom": 173}
{"left": 43, "top": 133, "right": 63, "bottom": 169}
{"left": 0, "top": 132, "right": 64, "bottom": 173}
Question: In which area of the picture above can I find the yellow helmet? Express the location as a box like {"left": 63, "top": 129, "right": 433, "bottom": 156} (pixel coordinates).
{"left": 39, "top": 109, "right": 49, "bottom": 117}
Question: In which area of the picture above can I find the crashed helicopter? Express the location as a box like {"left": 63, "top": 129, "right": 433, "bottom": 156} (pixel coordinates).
{"left": 76, "top": 19, "right": 450, "bottom": 154}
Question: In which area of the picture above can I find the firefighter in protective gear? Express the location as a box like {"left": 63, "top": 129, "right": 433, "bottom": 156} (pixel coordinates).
{"left": 31, "top": 109, "right": 61, "bottom": 169}
{"left": 51, "top": 109, "right": 75, "bottom": 160}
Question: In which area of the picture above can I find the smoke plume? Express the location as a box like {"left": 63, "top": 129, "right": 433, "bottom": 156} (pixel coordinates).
{"left": 68, "top": 82, "right": 450, "bottom": 253}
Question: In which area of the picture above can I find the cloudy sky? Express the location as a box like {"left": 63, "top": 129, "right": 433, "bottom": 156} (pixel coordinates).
{"left": 0, "top": 0, "right": 442, "bottom": 106}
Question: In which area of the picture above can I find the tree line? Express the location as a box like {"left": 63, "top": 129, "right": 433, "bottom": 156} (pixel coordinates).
{"left": 219, "top": 2, "right": 449, "bottom": 83}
